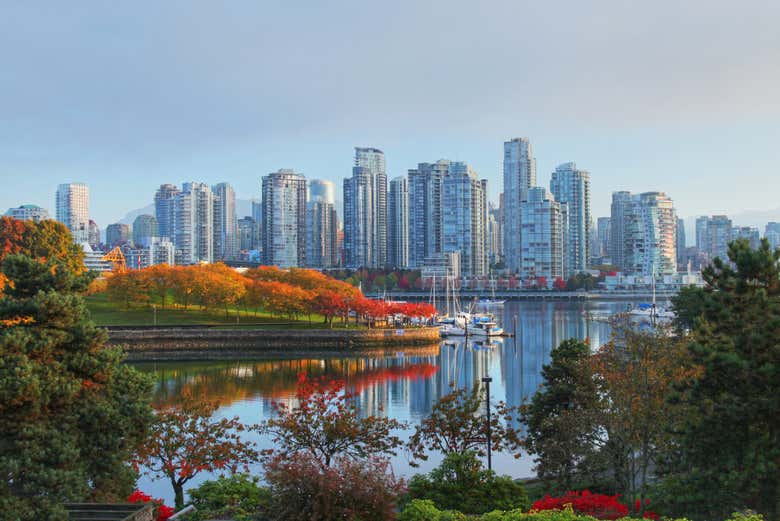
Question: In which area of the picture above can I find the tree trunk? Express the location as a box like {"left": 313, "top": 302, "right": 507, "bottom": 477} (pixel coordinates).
{"left": 172, "top": 479, "right": 185, "bottom": 510}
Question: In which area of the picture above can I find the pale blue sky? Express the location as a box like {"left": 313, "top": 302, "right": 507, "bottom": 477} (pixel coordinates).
{"left": 2, "top": 1, "right": 779, "bottom": 227}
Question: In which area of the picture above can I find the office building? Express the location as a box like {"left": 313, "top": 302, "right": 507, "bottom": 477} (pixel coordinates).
{"left": 519, "top": 187, "right": 565, "bottom": 283}
{"left": 676, "top": 217, "right": 687, "bottom": 268}
{"left": 262, "top": 169, "right": 307, "bottom": 268}
{"left": 441, "top": 162, "right": 488, "bottom": 277}
{"left": 503, "top": 138, "right": 536, "bottom": 273}
{"left": 132, "top": 214, "right": 158, "bottom": 247}
{"left": 237, "top": 216, "right": 257, "bottom": 252}
{"left": 212, "top": 182, "right": 238, "bottom": 261}
{"left": 549, "top": 162, "right": 591, "bottom": 276}
{"left": 56, "top": 183, "right": 90, "bottom": 242}
{"left": 609, "top": 191, "right": 677, "bottom": 276}
{"left": 5, "top": 204, "right": 50, "bottom": 222}
{"left": 699, "top": 215, "right": 733, "bottom": 263}
{"left": 733, "top": 226, "right": 760, "bottom": 250}
{"left": 766, "top": 222, "right": 780, "bottom": 250}
{"left": 595, "top": 217, "right": 611, "bottom": 262}
{"left": 343, "top": 147, "right": 387, "bottom": 268}
{"left": 125, "top": 238, "right": 175, "bottom": 269}
{"left": 154, "top": 184, "right": 180, "bottom": 240}
{"left": 388, "top": 176, "right": 409, "bottom": 268}
{"left": 87, "top": 220, "right": 100, "bottom": 246}
{"left": 408, "top": 160, "right": 450, "bottom": 268}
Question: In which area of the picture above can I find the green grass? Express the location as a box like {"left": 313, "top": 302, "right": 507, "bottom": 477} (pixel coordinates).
{"left": 84, "top": 293, "right": 350, "bottom": 329}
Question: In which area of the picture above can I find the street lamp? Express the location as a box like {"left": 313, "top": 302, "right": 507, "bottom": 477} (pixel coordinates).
{"left": 481, "top": 376, "right": 493, "bottom": 471}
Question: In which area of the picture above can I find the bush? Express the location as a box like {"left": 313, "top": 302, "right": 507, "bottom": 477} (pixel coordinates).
{"left": 264, "top": 453, "right": 404, "bottom": 521}
{"left": 406, "top": 452, "right": 528, "bottom": 515}
{"left": 185, "top": 474, "right": 271, "bottom": 521}
{"left": 399, "top": 499, "right": 443, "bottom": 521}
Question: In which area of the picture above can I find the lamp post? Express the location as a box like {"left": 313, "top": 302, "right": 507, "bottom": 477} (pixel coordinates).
{"left": 482, "top": 376, "right": 493, "bottom": 471}
{"left": 152, "top": 305, "right": 157, "bottom": 326}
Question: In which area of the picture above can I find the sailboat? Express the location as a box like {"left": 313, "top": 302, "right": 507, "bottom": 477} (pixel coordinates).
{"left": 628, "top": 267, "right": 675, "bottom": 323}
{"left": 478, "top": 277, "right": 506, "bottom": 307}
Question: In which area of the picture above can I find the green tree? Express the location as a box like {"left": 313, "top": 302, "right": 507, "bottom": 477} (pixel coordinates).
{"left": 186, "top": 474, "right": 271, "bottom": 521}
{"left": 660, "top": 238, "right": 780, "bottom": 521}
{"left": 520, "top": 339, "right": 603, "bottom": 493}
{"left": 406, "top": 451, "right": 528, "bottom": 515}
{"left": 0, "top": 220, "right": 153, "bottom": 520}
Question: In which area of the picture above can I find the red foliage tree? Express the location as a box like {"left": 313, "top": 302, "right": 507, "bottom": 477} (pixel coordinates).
{"left": 127, "top": 490, "right": 175, "bottom": 521}
{"left": 553, "top": 277, "right": 567, "bottom": 290}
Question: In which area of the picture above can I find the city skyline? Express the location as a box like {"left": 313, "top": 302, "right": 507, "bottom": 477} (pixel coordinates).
{"left": 3, "top": 2, "right": 780, "bottom": 227}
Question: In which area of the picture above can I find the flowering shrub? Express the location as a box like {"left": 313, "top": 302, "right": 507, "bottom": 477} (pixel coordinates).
{"left": 127, "top": 490, "right": 175, "bottom": 521}
{"left": 533, "top": 491, "right": 658, "bottom": 520}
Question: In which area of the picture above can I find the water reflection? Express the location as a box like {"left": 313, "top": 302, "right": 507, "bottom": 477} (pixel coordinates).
{"left": 133, "top": 299, "right": 649, "bottom": 502}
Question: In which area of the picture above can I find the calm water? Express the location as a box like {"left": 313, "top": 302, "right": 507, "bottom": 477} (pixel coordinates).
{"left": 133, "top": 299, "right": 657, "bottom": 503}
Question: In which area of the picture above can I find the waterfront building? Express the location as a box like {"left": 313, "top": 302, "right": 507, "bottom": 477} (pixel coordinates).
{"left": 549, "top": 162, "right": 591, "bottom": 276}
{"left": 125, "top": 239, "right": 175, "bottom": 269}
{"left": 766, "top": 222, "right": 780, "bottom": 249}
{"left": 519, "top": 187, "right": 565, "bottom": 284}
{"left": 56, "top": 183, "right": 90, "bottom": 242}
{"left": 132, "top": 214, "right": 158, "bottom": 247}
{"left": 81, "top": 243, "right": 112, "bottom": 272}
{"left": 5, "top": 204, "right": 50, "bottom": 222}
{"left": 87, "top": 220, "right": 100, "bottom": 247}
{"left": 154, "top": 184, "right": 180, "bottom": 240}
{"left": 343, "top": 147, "right": 387, "bottom": 268}
{"left": 212, "top": 182, "right": 238, "bottom": 261}
{"left": 695, "top": 215, "right": 709, "bottom": 252}
{"left": 503, "top": 137, "right": 536, "bottom": 273}
{"left": 487, "top": 202, "right": 501, "bottom": 266}
{"left": 237, "top": 216, "right": 257, "bottom": 252}
{"left": 105, "top": 223, "right": 132, "bottom": 248}
{"left": 388, "top": 176, "right": 409, "bottom": 269}
{"left": 306, "top": 179, "right": 339, "bottom": 268}
{"left": 408, "top": 159, "right": 450, "bottom": 268}
{"left": 441, "top": 162, "right": 488, "bottom": 277}
{"left": 609, "top": 191, "right": 677, "bottom": 276}
{"left": 733, "top": 226, "right": 760, "bottom": 250}
{"left": 173, "top": 182, "right": 214, "bottom": 264}
{"left": 676, "top": 217, "right": 687, "bottom": 269}
{"left": 595, "top": 216, "right": 611, "bottom": 262}
{"left": 262, "top": 169, "right": 307, "bottom": 268}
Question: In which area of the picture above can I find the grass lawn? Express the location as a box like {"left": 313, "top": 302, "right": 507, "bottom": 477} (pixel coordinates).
{"left": 84, "top": 293, "right": 346, "bottom": 329}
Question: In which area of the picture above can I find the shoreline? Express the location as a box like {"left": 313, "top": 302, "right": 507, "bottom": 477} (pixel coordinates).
{"left": 109, "top": 326, "right": 442, "bottom": 361}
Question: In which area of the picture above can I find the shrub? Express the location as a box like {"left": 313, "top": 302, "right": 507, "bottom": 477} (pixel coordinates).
{"left": 399, "top": 499, "right": 443, "bottom": 521}
{"left": 127, "top": 490, "right": 174, "bottom": 521}
{"left": 533, "top": 491, "right": 627, "bottom": 520}
{"left": 185, "top": 474, "right": 271, "bottom": 521}
{"left": 406, "top": 451, "right": 528, "bottom": 515}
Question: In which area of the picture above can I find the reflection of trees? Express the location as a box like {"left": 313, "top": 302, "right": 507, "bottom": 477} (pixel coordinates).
{"left": 136, "top": 357, "right": 439, "bottom": 408}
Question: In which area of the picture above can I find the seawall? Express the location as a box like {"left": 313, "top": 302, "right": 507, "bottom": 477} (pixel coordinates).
{"left": 108, "top": 326, "right": 441, "bottom": 361}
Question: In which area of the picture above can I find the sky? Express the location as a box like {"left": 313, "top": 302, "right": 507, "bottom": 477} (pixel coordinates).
{"left": 2, "top": 0, "right": 780, "bottom": 228}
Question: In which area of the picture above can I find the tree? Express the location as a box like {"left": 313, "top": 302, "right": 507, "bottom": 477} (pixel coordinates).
{"left": 407, "top": 384, "right": 522, "bottom": 464}
{"left": 660, "top": 238, "right": 780, "bottom": 520}
{"left": 521, "top": 339, "right": 603, "bottom": 493}
{"left": 106, "top": 270, "right": 151, "bottom": 308}
{"left": 134, "top": 394, "right": 259, "bottom": 509}
{"left": 0, "top": 220, "right": 153, "bottom": 520}
{"left": 406, "top": 451, "right": 528, "bottom": 515}
{"left": 264, "top": 453, "right": 403, "bottom": 521}
{"left": 186, "top": 474, "right": 271, "bottom": 521}
{"left": 261, "top": 373, "right": 405, "bottom": 468}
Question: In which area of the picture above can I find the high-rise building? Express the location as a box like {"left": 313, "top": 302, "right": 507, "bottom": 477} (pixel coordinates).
{"left": 306, "top": 179, "right": 339, "bottom": 268}
{"left": 699, "top": 215, "right": 732, "bottom": 262}
{"left": 56, "top": 183, "right": 89, "bottom": 242}
{"left": 676, "top": 217, "right": 687, "bottom": 268}
{"left": 132, "top": 214, "right": 158, "bottom": 247}
{"left": 237, "top": 216, "right": 257, "bottom": 252}
{"left": 550, "top": 162, "right": 591, "bottom": 276}
{"left": 487, "top": 202, "right": 501, "bottom": 266}
{"left": 5, "top": 204, "right": 50, "bottom": 222}
{"left": 595, "top": 217, "right": 611, "bottom": 262}
{"left": 262, "top": 169, "right": 306, "bottom": 268}
{"left": 519, "top": 187, "right": 565, "bottom": 284}
{"left": 343, "top": 147, "right": 387, "bottom": 268}
{"left": 733, "top": 226, "right": 760, "bottom": 250}
{"left": 154, "top": 184, "right": 180, "bottom": 240}
{"left": 441, "top": 162, "right": 488, "bottom": 277}
{"left": 503, "top": 138, "right": 536, "bottom": 273}
{"left": 609, "top": 191, "right": 677, "bottom": 276}
{"left": 87, "top": 220, "right": 100, "bottom": 246}
{"left": 212, "top": 182, "right": 238, "bottom": 261}
{"left": 388, "top": 176, "right": 409, "bottom": 269}
{"left": 106, "top": 223, "right": 132, "bottom": 248}
{"left": 408, "top": 160, "right": 450, "bottom": 268}
{"left": 765, "top": 222, "right": 780, "bottom": 250}
{"left": 173, "top": 182, "right": 214, "bottom": 264}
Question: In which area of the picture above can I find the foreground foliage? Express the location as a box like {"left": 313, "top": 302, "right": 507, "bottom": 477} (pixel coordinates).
{"left": 0, "top": 219, "right": 154, "bottom": 519}
{"left": 184, "top": 474, "right": 271, "bottom": 521}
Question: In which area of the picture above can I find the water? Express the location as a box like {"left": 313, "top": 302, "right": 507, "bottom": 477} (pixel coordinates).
{"left": 133, "top": 299, "right": 654, "bottom": 503}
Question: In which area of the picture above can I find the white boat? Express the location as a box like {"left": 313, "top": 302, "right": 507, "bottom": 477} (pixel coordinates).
{"left": 469, "top": 314, "right": 504, "bottom": 337}
{"left": 478, "top": 278, "right": 506, "bottom": 307}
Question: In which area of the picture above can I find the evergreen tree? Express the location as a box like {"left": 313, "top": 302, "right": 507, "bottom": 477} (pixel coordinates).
{"left": 0, "top": 220, "right": 153, "bottom": 520}
{"left": 663, "top": 238, "right": 780, "bottom": 520}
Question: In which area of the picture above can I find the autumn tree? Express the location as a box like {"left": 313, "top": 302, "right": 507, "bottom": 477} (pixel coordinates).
{"left": 261, "top": 373, "right": 405, "bottom": 468}
{"left": 134, "top": 394, "right": 258, "bottom": 509}
{"left": 106, "top": 270, "right": 151, "bottom": 308}
{"left": 144, "top": 264, "right": 174, "bottom": 308}
{"left": 0, "top": 221, "right": 153, "bottom": 520}
{"left": 407, "top": 384, "right": 523, "bottom": 465}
